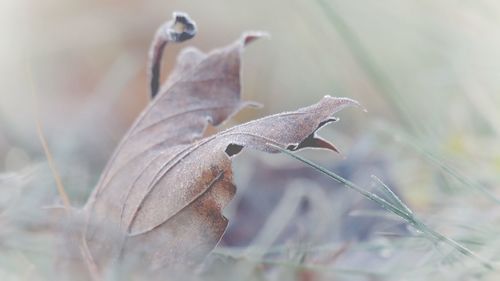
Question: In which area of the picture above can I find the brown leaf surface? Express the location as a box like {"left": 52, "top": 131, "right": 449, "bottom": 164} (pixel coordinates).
{"left": 82, "top": 13, "right": 360, "bottom": 272}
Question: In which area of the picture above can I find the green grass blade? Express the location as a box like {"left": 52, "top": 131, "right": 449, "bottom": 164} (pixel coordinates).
{"left": 271, "top": 144, "right": 494, "bottom": 270}
{"left": 316, "top": 0, "right": 421, "bottom": 135}
{"left": 371, "top": 175, "right": 413, "bottom": 216}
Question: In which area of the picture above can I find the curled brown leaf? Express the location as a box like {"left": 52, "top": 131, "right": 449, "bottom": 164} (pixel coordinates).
{"left": 81, "top": 12, "right": 361, "bottom": 272}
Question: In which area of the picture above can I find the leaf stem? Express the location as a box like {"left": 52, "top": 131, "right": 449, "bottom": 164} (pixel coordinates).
{"left": 148, "top": 12, "right": 197, "bottom": 98}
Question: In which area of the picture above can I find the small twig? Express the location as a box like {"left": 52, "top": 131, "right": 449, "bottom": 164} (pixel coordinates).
{"left": 79, "top": 236, "right": 101, "bottom": 281}
{"left": 26, "top": 63, "right": 71, "bottom": 210}
{"left": 148, "top": 12, "right": 197, "bottom": 98}
{"left": 27, "top": 62, "right": 102, "bottom": 280}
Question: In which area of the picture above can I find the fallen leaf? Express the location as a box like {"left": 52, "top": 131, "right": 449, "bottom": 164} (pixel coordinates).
{"left": 82, "top": 12, "right": 360, "bottom": 272}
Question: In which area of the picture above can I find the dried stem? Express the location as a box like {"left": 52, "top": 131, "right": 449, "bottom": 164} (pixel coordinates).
{"left": 148, "top": 12, "right": 197, "bottom": 98}
{"left": 27, "top": 62, "right": 102, "bottom": 280}
{"left": 26, "top": 63, "right": 71, "bottom": 210}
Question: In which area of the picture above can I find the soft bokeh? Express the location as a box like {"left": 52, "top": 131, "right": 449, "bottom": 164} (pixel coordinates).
{"left": 1, "top": 1, "right": 499, "bottom": 280}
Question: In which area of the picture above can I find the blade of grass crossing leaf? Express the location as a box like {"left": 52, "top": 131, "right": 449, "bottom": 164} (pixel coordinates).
{"left": 270, "top": 145, "right": 413, "bottom": 220}
{"left": 271, "top": 145, "right": 493, "bottom": 270}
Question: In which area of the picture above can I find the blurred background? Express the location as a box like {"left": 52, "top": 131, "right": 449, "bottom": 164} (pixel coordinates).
{"left": 1, "top": 0, "right": 500, "bottom": 280}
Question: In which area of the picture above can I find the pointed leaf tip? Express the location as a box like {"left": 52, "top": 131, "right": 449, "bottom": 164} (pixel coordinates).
{"left": 241, "top": 31, "right": 270, "bottom": 46}
{"left": 322, "top": 95, "right": 366, "bottom": 113}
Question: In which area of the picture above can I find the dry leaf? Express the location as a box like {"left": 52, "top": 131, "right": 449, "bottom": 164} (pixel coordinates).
{"left": 82, "top": 12, "right": 360, "bottom": 272}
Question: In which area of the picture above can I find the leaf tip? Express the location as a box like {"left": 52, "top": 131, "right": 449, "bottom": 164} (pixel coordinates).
{"left": 322, "top": 95, "right": 366, "bottom": 113}
{"left": 240, "top": 31, "right": 270, "bottom": 47}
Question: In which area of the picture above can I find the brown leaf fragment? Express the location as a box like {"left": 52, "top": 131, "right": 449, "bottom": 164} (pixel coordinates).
{"left": 125, "top": 95, "right": 358, "bottom": 236}
{"left": 82, "top": 12, "right": 361, "bottom": 273}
